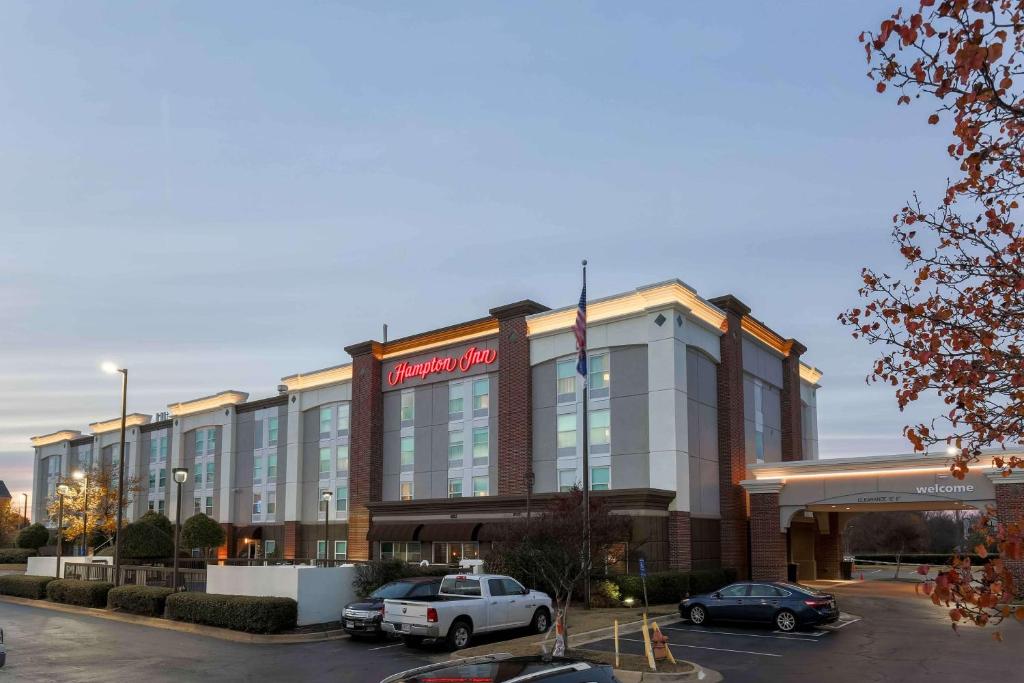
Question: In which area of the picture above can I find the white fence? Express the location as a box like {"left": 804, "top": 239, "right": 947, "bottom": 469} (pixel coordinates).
{"left": 206, "top": 564, "right": 358, "bottom": 626}
{"left": 26, "top": 556, "right": 112, "bottom": 578}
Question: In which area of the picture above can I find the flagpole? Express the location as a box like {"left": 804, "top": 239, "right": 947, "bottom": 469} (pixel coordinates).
{"left": 581, "top": 259, "right": 591, "bottom": 610}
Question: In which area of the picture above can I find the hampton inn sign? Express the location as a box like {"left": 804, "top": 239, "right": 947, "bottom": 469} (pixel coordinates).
{"left": 386, "top": 346, "right": 498, "bottom": 386}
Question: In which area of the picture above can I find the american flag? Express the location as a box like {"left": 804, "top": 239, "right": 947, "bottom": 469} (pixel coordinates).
{"left": 574, "top": 281, "right": 587, "bottom": 378}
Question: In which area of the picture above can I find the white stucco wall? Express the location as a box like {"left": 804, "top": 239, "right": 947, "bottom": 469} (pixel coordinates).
{"left": 26, "top": 556, "right": 113, "bottom": 578}
{"left": 206, "top": 565, "right": 357, "bottom": 625}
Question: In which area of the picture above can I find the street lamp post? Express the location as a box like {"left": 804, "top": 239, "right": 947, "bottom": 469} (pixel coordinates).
{"left": 102, "top": 362, "right": 128, "bottom": 587}
{"left": 320, "top": 490, "right": 332, "bottom": 565}
{"left": 21, "top": 493, "right": 27, "bottom": 528}
{"left": 73, "top": 471, "right": 88, "bottom": 556}
{"left": 55, "top": 484, "right": 71, "bottom": 578}
{"left": 172, "top": 468, "right": 188, "bottom": 591}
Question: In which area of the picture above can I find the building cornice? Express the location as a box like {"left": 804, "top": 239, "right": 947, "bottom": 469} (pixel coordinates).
{"left": 750, "top": 452, "right": 1009, "bottom": 482}
{"left": 281, "top": 363, "right": 353, "bottom": 392}
{"left": 381, "top": 319, "right": 498, "bottom": 360}
{"left": 168, "top": 391, "right": 248, "bottom": 417}
{"left": 740, "top": 479, "right": 785, "bottom": 494}
{"left": 90, "top": 413, "right": 151, "bottom": 434}
{"left": 236, "top": 394, "right": 289, "bottom": 414}
{"left": 30, "top": 430, "right": 82, "bottom": 447}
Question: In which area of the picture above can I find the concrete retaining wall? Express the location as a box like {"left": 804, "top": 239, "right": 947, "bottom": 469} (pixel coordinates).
{"left": 206, "top": 565, "right": 357, "bottom": 626}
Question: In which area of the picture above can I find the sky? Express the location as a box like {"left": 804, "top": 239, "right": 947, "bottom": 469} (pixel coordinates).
{"left": 0, "top": 1, "right": 956, "bottom": 509}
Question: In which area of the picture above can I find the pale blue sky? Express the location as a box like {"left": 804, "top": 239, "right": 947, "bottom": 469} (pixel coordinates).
{"left": 0, "top": 1, "right": 952, "bottom": 505}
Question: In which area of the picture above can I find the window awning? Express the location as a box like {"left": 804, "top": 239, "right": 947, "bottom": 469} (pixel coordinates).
{"left": 474, "top": 522, "right": 509, "bottom": 542}
{"left": 367, "top": 523, "right": 422, "bottom": 542}
{"left": 417, "top": 522, "right": 481, "bottom": 542}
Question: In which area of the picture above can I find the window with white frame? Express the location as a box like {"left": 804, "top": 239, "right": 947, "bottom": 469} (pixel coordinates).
{"left": 448, "top": 429, "right": 464, "bottom": 467}
{"left": 400, "top": 390, "right": 415, "bottom": 424}
{"left": 334, "top": 540, "right": 347, "bottom": 560}
{"left": 268, "top": 417, "right": 279, "bottom": 446}
{"left": 556, "top": 359, "right": 576, "bottom": 402}
{"left": 557, "top": 413, "right": 577, "bottom": 453}
{"left": 336, "top": 485, "right": 348, "bottom": 512}
{"left": 267, "top": 454, "right": 278, "bottom": 480}
{"left": 253, "top": 455, "right": 262, "bottom": 484}
{"left": 148, "top": 471, "right": 156, "bottom": 491}
{"left": 206, "top": 461, "right": 215, "bottom": 487}
{"left": 337, "top": 403, "right": 350, "bottom": 434}
{"left": 316, "top": 540, "right": 327, "bottom": 560}
{"left": 336, "top": 445, "right": 348, "bottom": 474}
{"left": 753, "top": 378, "right": 766, "bottom": 463}
{"left": 265, "top": 539, "right": 277, "bottom": 557}
{"left": 448, "top": 478, "right": 463, "bottom": 498}
{"left": 266, "top": 490, "right": 276, "bottom": 518}
{"left": 400, "top": 481, "right": 413, "bottom": 501}
{"left": 158, "top": 468, "right": 166, "bottom": 489}
{"left": 432, "top": 541, "right": 479, "bottom": 564}
{"left": 320, "top": 407, "right": 332, "bottom": 439}
{"left": 157, "top": 499, "right": 165, "bottom": 515}
{"left": 558, "top": 469, "right": 577, "bottom": 492}
{"left": 193, "top": 497, "right": 201, "bottom": 515}
{"left": 589, "top": 409, "right": 611, "bottom": 453}
{"left": 448, "top": 382, "right": 464, "bottom": 420}
{"left": 472, "top": 378, "right": 489, "bottom": 416}
{"left": 319, "top": 447, "right": 331, "bottom": 478}
{"left": 204, "top": 496, "right": 213, "bottom": 516}
{"left": 472, "top": 427, "right": 488, "bottom": 466}
{"left": 400, "top": 437, "right": 415, "bottom": 471}
{"left": 193, "top": 462, "right": 202, "bottom": 487}
{"left": 591, "top": 465, "right": 610, "bottom": 491}
{"left": 472, "top": 475, "right": 488, "bottom": 497}
{"left": 252, "top": 491, "right": 262, "bottom": 516}
{"left": 589, "top": 353, "right": 610, "bottom": 398}
{"left": 379, "top": 541, "right": 421, "bottom": 562}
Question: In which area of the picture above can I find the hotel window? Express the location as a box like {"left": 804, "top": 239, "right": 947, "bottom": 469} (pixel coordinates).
{"left": 336, "top": 445, "right": 349, "bottom": 474}
{"left": 591, "top": 465, "right": 610, "bottom": 491}
{"left": 472, "top": 378, "right": 489, "bottom": 417}
{"left": 590, "top": 409, "right": 611, "bottom": 454}
{"left": 157, "top": 500, "right": 165, "bottom": 515}
{"left": 206, "top": 462, "right": 215, "bottom": 487}
{"left": 268, "top": 417, "right": 279, "bottom": 446}
{"left": 149, "top": 439, "right": 159, "bottom": 463}
{"left": 195, "top": 430, "right": 205, "bottom": 454}
{"left": 316, "top": 540, "right": 327, "bottom": 560}
{"left": 253, "top": 456, "right": 262, "bottom": 484}
{"left": 337, "top": 403, "right": 350, "bottom": 434}
{"left": 193, "top": 462, "right": 202, "bottom": 487}
{"left": 448, "top": 430, "right": 464, "bottom": 467}
{"left": 266, "top": 491, "right": 276, "bottom": 517}
{"left": 432, "top": 541, "right": 480, "bottom": 565}
{"left": 400, "top": 481, "right": 414, "bottom": 501}
{"left": 448, "top": 478, "right": 463, "bottom": 498}
{"left": 589, "top": 353, "right": 610, "bottom": 398}
{"left": 205, "top": 496, "right": 214, "bottom": 516}
{"left": 158, "top": 468, "right": 166, "bottom": 490}
{"left": 380, "top": 541, "right": 421, "bottom": 562}
{"left": 472, "top": 475, "right": 489, "bottom": 497}
{"left": 753, "top": 379, "right": 766, "bottom": 464}
{"left": 265, "top": 540, "right": 277, "bottom": 557}
{"left": 556, "top": 359, "right": 576, "bottom": 403}
{"left": 319, "top": 447, "right": 331, "bottom": 478}
{"left": 336, "top": 485, "right": 348, "bottom": 512}
{"left": 556, "top": 414, "right": 577, "bottom": 454}
{"left": 472, "top": 427, "right": 489, "bottom": 466}
{"left": 448, "top": 382, "right": 464, "bottom": 420}
{"left": 400, "top": 390, "right": 415, "bottom": 424}
{"left": 319, "top": 407, "right": 332, "bottom": 439}
{"left": 254, "top": 419, "right": 264, "bottom": 448}
{"left": 267, "top": 454, "right": 278, "bottom": 479}
{"left": 194, "top": 498, "right": 201, "bottom": 515}
{"left": 334, "top": 540, "right": 347, "bottom": 560}
{"left": 158, "top": 436, "right": 167, "bottom": 461}
{"left": 148, "top": 471, "right": 156, "bottom": 491}
{"left": 252, "top": 492, "right": 262, "bottom": 516}
{"left": 148, "top": 500, "right": 156, "bottom": 512}
{"left": 400, "top": 437, "right": 415, "bottom": 472}
{"left": 206, "top": 428, "right": 217, "bottom": 454}
{"left": 558, "top": 469, "right": 577, "bottom": 492}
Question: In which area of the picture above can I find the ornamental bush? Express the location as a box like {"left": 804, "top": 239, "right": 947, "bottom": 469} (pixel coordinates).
{"left": 16, "top": 523, "right": 49, "bottom": 550}
{"left": 137, "top": 510, "right": 174, "bottom": 537}
{"left": 0, "top": 548, "right": 37, "bottom": 564}
{"left": 46, "top": 578, "right": 114, "bottom": 607}
{"left": 607, "top": 568, "right": 736, "bottom": 605}
{"left": 119, "top": 520, "right": 174, "bottom": 560}
{"left": 166, "top": 593, "right": 297, "bottom": 634}
{"left": 107, "top": 585, "right": 174, "bottom": 617}
{"left": 0, "top": 574, "right": 55, "bottom": 599}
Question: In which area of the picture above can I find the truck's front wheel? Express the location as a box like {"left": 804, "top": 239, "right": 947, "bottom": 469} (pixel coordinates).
{"left": 446, "top": 620, "right": 472, "bottom": 650}
{"left": 401, "top": 635, "right": 423, "bottom": 648}
{"left": 530, "top": 608, "right": 550, "bottom": 634}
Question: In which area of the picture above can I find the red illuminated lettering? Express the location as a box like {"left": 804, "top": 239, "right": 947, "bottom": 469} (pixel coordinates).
{"left": 386, "top": 346, "right": 497, "bottom": 386}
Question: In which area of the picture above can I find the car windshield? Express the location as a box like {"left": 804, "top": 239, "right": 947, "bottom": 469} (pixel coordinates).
{"left": 370, "top": 581, "right": 418, "bottom": 599}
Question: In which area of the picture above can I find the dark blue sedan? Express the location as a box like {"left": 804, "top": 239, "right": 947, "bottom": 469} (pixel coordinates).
{"left": 679, "top": 581, "right": 838, "bottom": 632}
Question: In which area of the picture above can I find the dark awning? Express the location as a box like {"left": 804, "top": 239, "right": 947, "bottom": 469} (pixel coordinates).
{"left": 235, "top": 526, "right": 262, "bottom": 540}
{"left": 474, "top": 522, "right": 509, "bottom": 542}
{"left": 417, "top": 522, "right": 480, "bottom": 542}
{"left": 368, "top": 523, "right": 422, "bottom": 542}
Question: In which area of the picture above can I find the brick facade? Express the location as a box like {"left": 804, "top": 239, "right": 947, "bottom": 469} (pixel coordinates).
{"left": 780, "top": 340, "right": 806, "bottom": 462}
{"left": 749, "top": 491, "right": 786, "bottom": 580}
{"left": 709, "top": 295, "right": 751, "bottom": 579}
{"left": 283, "top": 520, "right": 301, "bottom": 559}
{"left": 216, "top": 522, "right": 236, "bottom": 561}
{"left": 490, "top": 301, "right": 548, "bottom": 495}
{"left": 994, "top": 480, "right": 1024, "bottom": 592}
{"left": 813, "top": 512, "right": 843, "bottom": 579}
{"left": 667, "top": 510, "right": 693, "bottom": 571}
{"left": 345, "top": 340, "right": 383, "bottom": 561}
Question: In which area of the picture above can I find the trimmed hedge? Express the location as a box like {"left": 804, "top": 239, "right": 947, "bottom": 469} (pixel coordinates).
{"left": 0, "top": 574, "right": 55, "bottom": 599}
{"left": 608, "top": 568, "right": 738, "bottom": 604}
{"left": 166, "top": 593, "right": 297, "bottom": 634}
{"left": 46, "top": 579, "right": 114, "bottom": 608}
{"left": 0, "top": 548, "right": 38, "bottom": 564}
{"left": 855, "top": 553, "right": 996, "bottom": 566}
{"left": 107, "top": 585, "right": 174, "bottom": 617}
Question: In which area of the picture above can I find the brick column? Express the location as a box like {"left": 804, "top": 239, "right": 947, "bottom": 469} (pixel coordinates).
{"left": 814, "top": 512, "right": 842, "bottom": 579}
{"left": 668, "top": 511, "right": 693, "bottom": 571}
{"left": 992, "top": 474, "right": 1024, "bottom": 594}
{"left": 744, "top": 482, "right": 786, "bottom": 581}
{"left": 489, "top": 300, "right": 549, "bottom": 496}
{"left": 217, "top": 522, "right": 236, "bottom": 560}
{"left": 345, "top": 340, "right": 383, "bottom": 561}
{"left": 709, "top": 295, "right": 750, "bottom": 578}
{"left": 283, "top": 520, "right": 301, "bottom": 559}
{"left": 781, "top": 340, "right": 806, "bottom": 462}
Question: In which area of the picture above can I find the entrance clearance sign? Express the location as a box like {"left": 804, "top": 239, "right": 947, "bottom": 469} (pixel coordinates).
{"left": 386, "top": 346, "right": 497, "bottom": 386}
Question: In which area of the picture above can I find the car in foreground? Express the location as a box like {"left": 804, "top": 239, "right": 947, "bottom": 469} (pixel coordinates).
{"left": 382, "top": 573, "right": 552, "bottom": 650}
{"left": 679, "top": 581, "right": 838, "bottom": 632}
{"left": 343, "top": 577, "right": 443, "bottom": 638}
{"left": 380, "top": 654, "right": 620, "bottom": 683}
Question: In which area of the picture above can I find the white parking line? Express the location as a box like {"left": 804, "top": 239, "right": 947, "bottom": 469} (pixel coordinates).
{"left": 820, "top": 616, "right": 861, "bottom": 630}
{"left": 666, "top": 626, "right": 820, "bottom": 642}
{"left": 619, "top": 637, "right": 781, "bottom": 658}
{"left": 367, "top": 642, "right": 404, "bottom": 651}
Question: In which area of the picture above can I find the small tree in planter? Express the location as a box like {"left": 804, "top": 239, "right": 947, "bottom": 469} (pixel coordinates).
{"left": 180, "top": 514, "right": 225, "bottom": 560}
{"left": 137, "top": 511, "right": 173, "bottom": 538}
{"left": 120, "top": 520, "right": 174, "bottom": 561}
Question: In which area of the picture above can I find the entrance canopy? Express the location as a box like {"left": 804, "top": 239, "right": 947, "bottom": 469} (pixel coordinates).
{"left": 741, "top": 452, "right": 1014, "bottom": 528}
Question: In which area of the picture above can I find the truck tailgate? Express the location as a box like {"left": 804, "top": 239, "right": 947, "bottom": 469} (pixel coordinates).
{"left": 384, "top": 599, "right": 431, "bottom": 628}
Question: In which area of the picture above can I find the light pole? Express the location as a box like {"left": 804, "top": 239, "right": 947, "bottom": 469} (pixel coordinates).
{"left": 21, "top": 493, "right": 27, "bottom": 528}
{"left": 102, "top": 361, "right": 128, "bottom": 586}
{"left": 172, "top": 468, "right": 188, "bottom": 591}
{"left": 320, "top": 490, "right": 332, "bottom": 565}
{"left": 73, "top": 470, "right": 88, "bottom": 556}
{"left": 55, "top": 484, "right": 71, "bottom": 578}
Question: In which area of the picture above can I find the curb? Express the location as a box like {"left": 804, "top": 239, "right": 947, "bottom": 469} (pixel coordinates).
{"left": 0, "top": 595, "right": 349, "bottom": 644}
{"left": 570, "top": 613, "right": 683, "bottom": 648}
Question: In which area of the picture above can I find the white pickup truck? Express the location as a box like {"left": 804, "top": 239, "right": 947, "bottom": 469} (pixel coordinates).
{"left": 382, "top": 574, "right": 553, "bottom": 650}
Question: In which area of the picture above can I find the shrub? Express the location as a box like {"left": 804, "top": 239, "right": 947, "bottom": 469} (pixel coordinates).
{"left": 180, "top": 514, "right": 225, "bottom": 557}
{"left": 0, "top": 548, "right": 38, "bottom": 564}
{"left": 108, "top": 585, "right": 174, "bottom": 617}
{"left": 354, "top": 559, "right": 411, "bottom": 597}
{"left": 590, "top": 580, "right": 622, "bottom": 608}
{"left": 138, "top": 511, "right": 174, "bottom": 537}
{"left": 166, "top": 593, "right": 297, "bottom": 634}
{"left": 607, "top": 569, "right": 736, "bottom": 605}
{"left": 46, "top": 578, "right": 114, "bottom": 607}
{"left": 0, "top": 574, "right": 55, "bottom": 599}
{"left": 120, "top": 520, "right": 174, "bottom": 560}
{"left": 17, "top": 523, "right": 49, "bottom": 550}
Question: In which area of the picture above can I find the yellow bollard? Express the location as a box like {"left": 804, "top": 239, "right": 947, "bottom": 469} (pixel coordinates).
{"left": 641, "top": 613, "right": 657, "bottom": 671}
{"left": 614, "top": 619, "right": 619, "bottom": 668}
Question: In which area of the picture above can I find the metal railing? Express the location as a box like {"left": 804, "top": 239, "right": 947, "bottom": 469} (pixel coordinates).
{"left": 64, "top": 562, "right": 114, "bottom": 582}
{"left": 119, "top": 565, "right": 207, "bottom": 592}
{"left": 217, "top": 557, "right": 352, "bottom": 568}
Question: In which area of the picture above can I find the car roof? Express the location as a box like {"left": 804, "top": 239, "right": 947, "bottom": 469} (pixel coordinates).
{"left": 395, "top": 576, "right": 442, "bottom": 584}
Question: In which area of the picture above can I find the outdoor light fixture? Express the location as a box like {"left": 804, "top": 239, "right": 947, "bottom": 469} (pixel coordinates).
{"left": 946, "top": 445, "right": 959, "bottom": 456}
{"left": 100, "top": 361, "right": 120, "bottom": 375}
{"left": 56, "top": 484, "right": 71, "bottom": 497}
{"left": 321, "top": 490, "right": 333, "bottom": 565}
{"left": 171, "top": 467, "right": 188, "bottom": 591}
{"left": 623, "top": 597, "right": 635, "bottom": 606}
{"left": 72, "top": 470, "right": 89, "bottom": 557}
{"left": 173, "top": 468, "right": 188, "bottom": 485}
